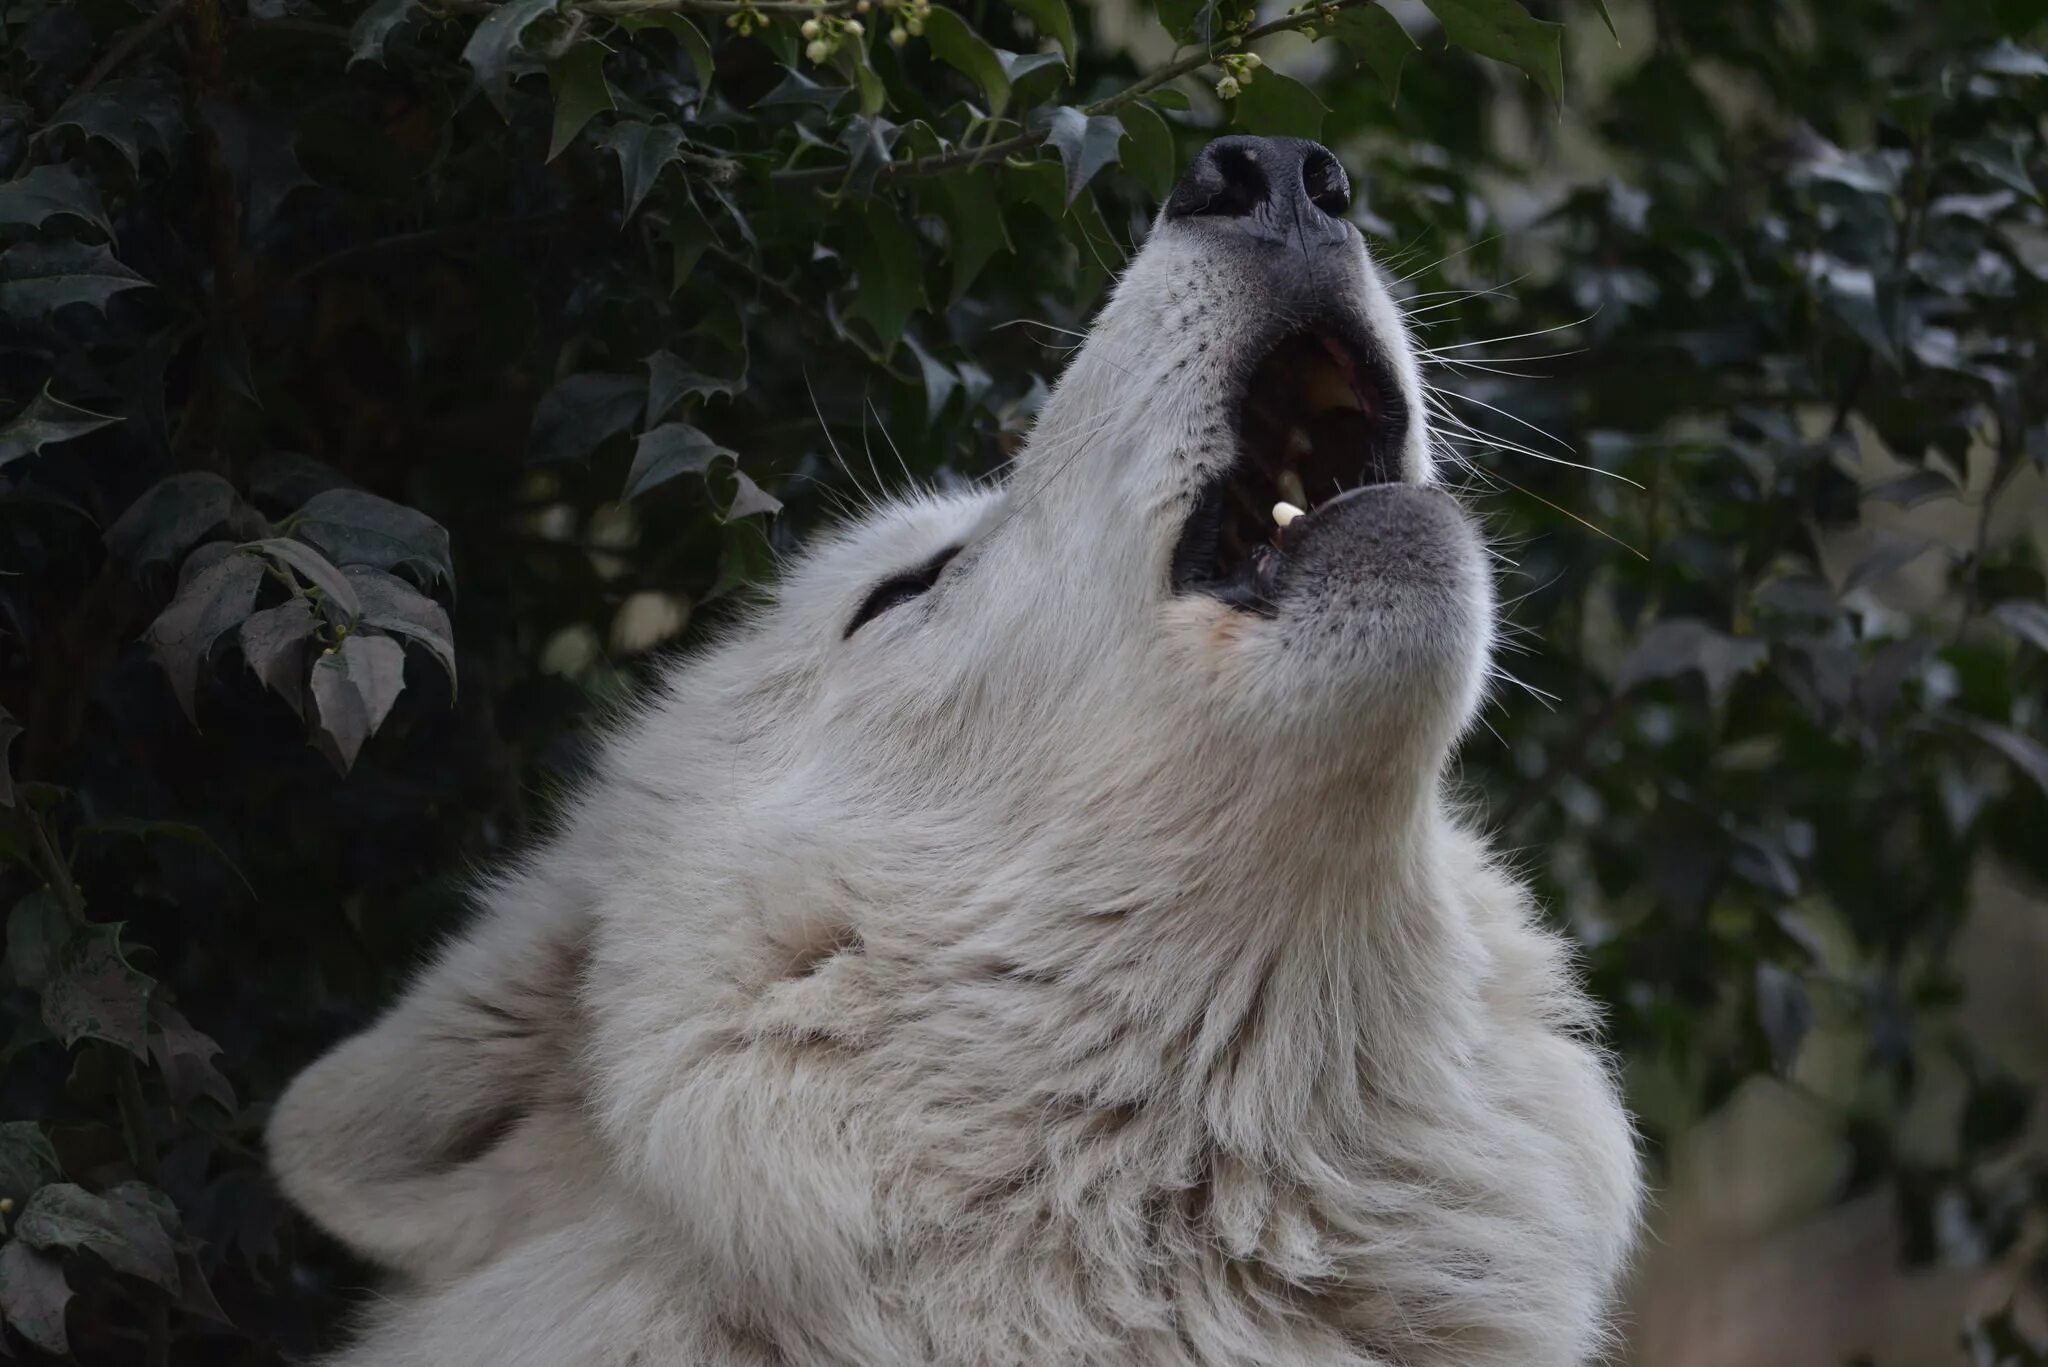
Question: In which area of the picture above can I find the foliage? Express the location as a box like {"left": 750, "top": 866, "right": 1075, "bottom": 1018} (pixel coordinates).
{"left": 0, "top": 0, "right": 2043, "bottom": 1359}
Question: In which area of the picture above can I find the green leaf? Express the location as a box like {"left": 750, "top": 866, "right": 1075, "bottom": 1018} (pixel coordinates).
{"left": 1117, "top": 100, "right": 1176, "bottom": 202}
{"left": 105, "top": 473, "right": 239, "bottom": 571}
{"left": 0, "top": 1239, "right": 70, "bottom": 1355}
{"left": 0, "top": 241, "right": 149, "bottom": 321}
{"left": 1041, "top": 107, "right": 1125, "bottom": 206}
{"left": 929, "top": 173, "right": 1013, "bottom": 304}
{"left": 724, "top": 470, "right": 782, "bottom": 521}
{"left": 845, "top": 198, "right": 927, "bottom": 348}
{"left": 1991, "top": 601, "right": 2048, "bottom": 654}
{"left": 349, "top": 0, "right": 419, "bottom": 65}
{"left": 249, "top": 537, "right": 362, "bottom": 620}
{"left": 529, "top": 372, "right": 646, "bottom": 463}
{"left": 37, "top": 80, "right": 184, "bottom": 172}
{"left": 1231, "top": 71, "right": 1327, "bottom": 140}
{"left": 1957, "top": 717, "right": 2048, "bottom": 796}
{"left": 293, "top": 488, "right": 456, "bottom": 590}
{"left": 39, "top": 927, "right": 154, "bottom": 1060}
{"left": 1146, "top": 88, "right": 1191, "bottom": 111}
{"left": 7, "top": 889, "right": 67, "bottom": 992}
{"left": 547, "top": 42, "right": 616, "bottom": 161}
{"left": 618, "top": 13, "right": 717, "bottom": 89}
{"left": 17, "top": 1182, "right": 178, "bottom": 1293}
{"left": 343, "top": 566, "right": 457, "bottom": 692}
{"left": 0, "top": 705, "right": 18, "bottom": 809}
{"left": 757, "top": 67, "right": 852, "bottom": 115}
{"left": 0, "top": 163, "right": 113, "bottom": 240}
{"left": 0, "top": 387, "right": 121, "bottom": 469}
{"left": 1617, "top": 618, "right": 1766, "bottom": 704}
{"left": 645, "top": 350, "right": 745, "bottom": 426}
{"left": 0, "top": 1123, "right": 59, "bottom": 1208}
{"left": 239, "top": 600, "right": 320, "bottom": 718}
{"left": 596, "top": 120, "right": 684, "bottom": 219}
{"left": 1154, "top": 0, "right": 1219, "bottom": 46}
{"left": 998, "top": 49, "right": 1067, "bottom": 110}
{"left": 463, "top": 0, "right": 561, "bottom": 116}
{"left": 310, "top": 633, "right": 408, "bottom": 774}
{"left": 1587, "top": 0, "right": 1618, "bottom": 43}
{"left": 144, "top": 549, "right": 266, "bottom": 722}
{"left": 624, "top": 422, "right": 737, "bottom": 501}
{"left": 923, "top": 9, "right": 1013, "bottom": 115}
{"left": 1005, "top": 0, "right": 1077, "bottom": 68}
{"left": 1332, "top": 5, "right": 1421, "bottom": 105}
{"left": 1419, "top": 0, "right": 1565, "bottom": 102}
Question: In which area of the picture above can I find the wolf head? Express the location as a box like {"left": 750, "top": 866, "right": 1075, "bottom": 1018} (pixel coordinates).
{"left": 272, "top": 138, "right": 1636, "bottom": 1367}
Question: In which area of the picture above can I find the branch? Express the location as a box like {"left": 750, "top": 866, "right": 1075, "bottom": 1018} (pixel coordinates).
{"left": 770, "top": 0, "right": 1367, "bottom": 192}
{"left": 72, "top": 0, "right": 185, "bottom": 102}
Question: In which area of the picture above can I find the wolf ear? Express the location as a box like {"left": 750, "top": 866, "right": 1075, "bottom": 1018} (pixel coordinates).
{"left": 267, "top": 875, "right": 602, "bottom": 1279}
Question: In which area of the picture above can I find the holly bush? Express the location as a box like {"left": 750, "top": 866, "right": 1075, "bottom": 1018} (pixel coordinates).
{"left": 1, "top": 0, "right": 2044, "bottom": 1360}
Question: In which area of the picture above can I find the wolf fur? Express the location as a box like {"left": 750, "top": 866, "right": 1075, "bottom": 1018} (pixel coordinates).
{"left": 269, "top": 145, "right": 1642, "bottom": 1365}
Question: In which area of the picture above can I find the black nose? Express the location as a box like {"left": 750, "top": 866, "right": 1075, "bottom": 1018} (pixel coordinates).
{"left": 1162, "top": 136, "right": 1352, "bottom": 245}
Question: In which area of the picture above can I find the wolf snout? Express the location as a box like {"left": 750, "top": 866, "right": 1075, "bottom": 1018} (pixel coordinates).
{"left": 1162, "top": 135, "right": 1354, "bottom": 253}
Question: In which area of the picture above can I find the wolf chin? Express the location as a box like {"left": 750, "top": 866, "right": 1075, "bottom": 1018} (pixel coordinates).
{"left": 270, "top": 137, "right": 1642, "bottom": 1365}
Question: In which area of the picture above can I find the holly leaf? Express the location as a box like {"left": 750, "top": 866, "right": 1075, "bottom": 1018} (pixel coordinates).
{"left": 39, "top": 926, "right": 154, "bottom": 1060}
{"left": 463, "top": 0, "right": 561, "bottom": 116}
{"left": 757, "top": 66, "right": 851, "bottom": 115}
{"left": 248, "top": 537, "right": 361, "bottom": 620}
{"left": 16, "top": 1182, "right": 179, "bottom": 1294}
{"left": 349, "top": 0, "right": 420, "bottom": 65}
{"left": 1617, "top": 618, "right": 1767, "bottom": 704}
{"left": 1588, "top": 0, "right": 1618, "bottom": 43}
{"left": 929, "top": 173, "right": 1013, "bottom": 305}
{"left": 149, "top": 1003, "right": 236, "bottom": 1114}
{"left": 923, "top": 9, "right": 1012, "bottom": 116}
{"left": 310, "top": 632, "right": 408, "bottom": 774}
{"left": 0, "top": 705, "right": 19, "bottom": 809}
{"left": 724, "top": 469, "right": 782, "bottom": 521}
{"left": 1041, "top": 107, "right": 1124, "bottom": 206}
{"left": 1117, "top": 100, "right": 1177, "bottom": 202}
{"left": 1332, "top": 5, "right": 1420, "bottom": 105}
{"left": 201, "top": 99, "right": 316, "bottom": 238}
{"left": 1005, "top": 0, "right": 1077, "bottom": 68}
{"left": 145, "top": 549, "right": 266, "bottom": 722}
{"left": 0, "top": 387, "right": 121, "bottom": 469}
{"left": 0, "top": 163, "right": 114, "bottom": 240}
{"left": 845, "top": 198, "right": 926, "bottom": 349}
{"left": 0, "top": 241, "right": 149, "bottom": 320}
{"left": 0, "top": 1239, "right": 70, "bottom": 1355}
{"left": 7, "top": 889, "right": 66, "bottom": 992}
{"left": 624, "top": 422, "right": 736, "bottom": 501}
{"left": 1419, "top": 0, "right": 1565, "bottom": 103}
{"left": 343, "top": 566, "right": 456, "bottom": 692}
{"left": 1232, "top": 72, "right": 1326, "bottom": 141}
{"left": 239, "top": 600, "right": 320, "bottom": 718}
{"left": 530, "top": 372, "right": 646, "bottom": 463}
{"left": 38, "top": 79, "right": 183, "bottom": 172}
{"left": 548, "top": 42, "right": 616, "bottom": 161}
{"left": 1991, "top": 601, "right": 2048, "bottom": 654}
{"left": 597, "top": 120, "right": 684, "bottom": 218}
{"left": 106, "top": 472, "right": 239, "bottom": 571}
{"left": 618, "top": 13, "right": 715, "bottom": 89}
{"left": 293, "top": 488, "right": 455, "bottom": 590}
{"left": 645, "top": 350, "right": 745, "bottom": 426}
{"left": 0, "top": 1124, "right": 58, "bottom": 1210}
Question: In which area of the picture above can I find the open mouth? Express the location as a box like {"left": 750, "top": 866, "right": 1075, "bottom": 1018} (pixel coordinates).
{"left": 1169, "top": 327, "right": 1407, "bottom": 612}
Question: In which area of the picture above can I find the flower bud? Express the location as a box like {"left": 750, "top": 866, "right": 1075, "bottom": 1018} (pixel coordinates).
{"left": 806, "top": 37, "right": 831, "bottom": 61}
{"left": 890, "top": 24, "right": 908, "bottom": 44}
{"left": 800, "top": 18, "right": 820, "bottom": 36}
{"left": 845, "top": 18, "right": 863, "bottom": 34}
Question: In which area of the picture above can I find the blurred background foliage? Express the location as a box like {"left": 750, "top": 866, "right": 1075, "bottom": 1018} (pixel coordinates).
{"left": 0, "top": 0, "right": 2044, "bottom": 1360}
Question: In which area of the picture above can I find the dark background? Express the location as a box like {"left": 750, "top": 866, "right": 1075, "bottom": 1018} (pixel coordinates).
{"left": 1, "top": 0, "right": 2043, "bottom": 1361}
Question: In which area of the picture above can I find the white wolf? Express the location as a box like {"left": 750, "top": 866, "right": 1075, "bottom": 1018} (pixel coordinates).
{"left": 270, "top": 136, "right": 1641, "bottom": 1366}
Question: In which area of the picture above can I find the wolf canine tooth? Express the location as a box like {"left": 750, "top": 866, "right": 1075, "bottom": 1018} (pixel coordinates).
{"left": 1272, "top": 501, "right": 1305, "bottom": 527}
{"left": 1277, "top": 469, "right": 1308, "bottom": 507}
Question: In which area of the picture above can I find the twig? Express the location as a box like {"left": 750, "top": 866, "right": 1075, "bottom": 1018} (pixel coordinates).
{"left": 286, "top": 211, "right": 591, "bottom": 286}
{"left": 72, "top": 0, "right": 185, "bottom": 102}
{"left": 771, "top": 0, "right": 1368, "bottom": 191}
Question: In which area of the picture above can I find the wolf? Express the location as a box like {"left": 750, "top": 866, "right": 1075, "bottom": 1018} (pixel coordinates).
{"left": 269, "top": 136, "right": 1642, "bottom": 1366}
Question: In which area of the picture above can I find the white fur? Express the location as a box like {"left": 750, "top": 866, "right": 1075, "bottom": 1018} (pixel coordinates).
{"left": 270, "top": 198, "right": 1642, "bottom": 1366}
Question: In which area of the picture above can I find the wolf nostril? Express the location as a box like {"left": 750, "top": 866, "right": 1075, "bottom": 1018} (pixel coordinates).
{"left": 1303, "top": 146, "right": 1350, "bottom": 218}
{"left": 1176, "top": 143, "right": 1269, "bottom": 219}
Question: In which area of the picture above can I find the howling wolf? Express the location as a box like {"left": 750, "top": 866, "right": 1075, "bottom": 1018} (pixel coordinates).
{"left": 270, "top": 136, "right": 1642, "bottom": 1366}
